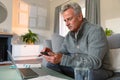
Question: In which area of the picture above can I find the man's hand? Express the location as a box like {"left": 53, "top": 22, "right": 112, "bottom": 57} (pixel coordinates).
{"left": 39, "top": 47, "right": 63, "bottom": 64}
{"left": 43, "top": 52, "right": 63, "bottom": 64}
{"left": 38, "top": 47, "right": 52, "bottom": 57}
{"left": 41, "top": 47, "right": 52, "bottom": 52}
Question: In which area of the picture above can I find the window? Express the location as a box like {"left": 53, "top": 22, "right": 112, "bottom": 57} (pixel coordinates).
{"left": 12, "top": 0, "right": 29, "bottom": 28}
{"left": 29, "top": 5, "right": 47, "bottom": 29}
{"left": 12, "top": 0, "right": 48, "bottom": 31}
{"left": 59, "top": 13, "right": 69, "bottom": 37}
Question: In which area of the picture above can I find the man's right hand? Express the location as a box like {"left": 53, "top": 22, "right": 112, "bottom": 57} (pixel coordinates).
{"left": 38, "top": 47, "right": 52, "bottom": 57}
{"left": 41, "top": 47, "right": 52, "bottom": 52}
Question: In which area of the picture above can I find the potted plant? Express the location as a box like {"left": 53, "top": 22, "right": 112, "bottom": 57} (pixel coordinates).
{"left": 105, "top": 28, "right": 113, "bottom": 36}
{"left": 21, "top": 29, "right": 39, "bottom": 44}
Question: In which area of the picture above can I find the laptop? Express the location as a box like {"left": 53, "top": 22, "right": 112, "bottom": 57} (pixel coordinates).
{"left": 7, "top": 50, "right": 39, "bottom": 80}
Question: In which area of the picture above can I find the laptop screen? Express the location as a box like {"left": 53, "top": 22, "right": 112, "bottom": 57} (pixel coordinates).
{"left": 7, "top": 50, "right": 24, "bottom": 80}
{"left": 7, "top": 50, "right": 39, "bottom": 79}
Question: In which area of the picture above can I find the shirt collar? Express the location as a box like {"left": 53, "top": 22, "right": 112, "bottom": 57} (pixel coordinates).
{"left": 70, "top": 18, "right": 88, "bottom": 39}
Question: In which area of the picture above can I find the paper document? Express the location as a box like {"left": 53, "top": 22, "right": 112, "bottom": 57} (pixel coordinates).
{"left": 28, "top": 75, "right": 68, "bottom": 80}
{"left": 16, "top": 64, "right": 41, "bottom": 68}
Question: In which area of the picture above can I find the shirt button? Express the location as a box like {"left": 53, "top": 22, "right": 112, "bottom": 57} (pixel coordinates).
{"left": 84, "top": 77, "right": 87, "bottom": 80}
{"left": 76, "top": 45, "right": 79, "bottom": 49}
{"left": 75, "top": 54, "right": 78, "bottom": 56}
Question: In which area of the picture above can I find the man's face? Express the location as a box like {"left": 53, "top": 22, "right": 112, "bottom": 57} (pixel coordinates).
{"left": 62, "top": 8, "right": 82, "bottom": 32}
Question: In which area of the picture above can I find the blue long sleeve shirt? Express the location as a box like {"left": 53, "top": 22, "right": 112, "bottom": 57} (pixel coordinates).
{"left": 59, "top": 19, "right": 109, "bottom": 70}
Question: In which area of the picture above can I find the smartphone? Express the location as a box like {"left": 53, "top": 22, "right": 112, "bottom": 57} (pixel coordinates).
{"left": 40, "top": 52, "right": 49, "bottom": 56}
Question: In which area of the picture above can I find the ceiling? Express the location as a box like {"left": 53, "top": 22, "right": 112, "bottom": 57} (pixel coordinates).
{"left": 49, "top": 0, "right": 53, "bottom": 2}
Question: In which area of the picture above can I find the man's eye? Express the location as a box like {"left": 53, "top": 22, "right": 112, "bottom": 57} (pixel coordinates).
{"left": 64, "top": 17, "right": 73, "bottom": 22}
{"left": 68, "top": 17, "right": 73, "bottom": 21}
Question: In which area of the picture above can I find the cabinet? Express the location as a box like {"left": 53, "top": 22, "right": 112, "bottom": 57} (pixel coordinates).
{"left": 12, "top": 45, "right": 43, "bottom": 60}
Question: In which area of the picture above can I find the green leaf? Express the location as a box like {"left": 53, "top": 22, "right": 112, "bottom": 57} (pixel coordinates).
{"left": 104, "top": 28, "right": 113, "bottom": 36}
{"left": 21, "top": 29, "right": 39, "bottom": 44}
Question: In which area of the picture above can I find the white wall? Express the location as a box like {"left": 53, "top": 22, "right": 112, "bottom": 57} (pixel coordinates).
{"left": 0, "top": 0, "right": 12, "bottom": 33}
{"left": 0, "top": 0, "right": 120, "bottom": 38}
{"left": 13, "top": 0, "right": 52, "bottom": 39}
{"left": 0, "top": 0, "right": 52, "bottom": 44}
{"left": 50, "top": 0, "right": 120, "bottom": 34}
{"left": 100, "top": 0, "right": 120, "bottom": 33}
{"left": 0, "top": 0, "right": 82, "bottom": 39}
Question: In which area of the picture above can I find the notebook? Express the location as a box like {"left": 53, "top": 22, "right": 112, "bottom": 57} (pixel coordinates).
{"left": 7, "top": 50, "right": 39, "bottom": 79}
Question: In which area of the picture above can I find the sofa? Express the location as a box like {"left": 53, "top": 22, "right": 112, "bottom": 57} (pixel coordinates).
{"left": 42, "top": 33, "right": 120, "bottom": 80}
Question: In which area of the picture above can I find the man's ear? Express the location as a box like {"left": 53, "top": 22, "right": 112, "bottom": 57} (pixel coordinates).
{"left": 78, "top": 12, "right": 83, "bottom": 21}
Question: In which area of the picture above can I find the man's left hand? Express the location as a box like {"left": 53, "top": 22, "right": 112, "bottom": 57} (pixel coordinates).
{"left": 43, "top": 52, "right": 63, "bottom": 64}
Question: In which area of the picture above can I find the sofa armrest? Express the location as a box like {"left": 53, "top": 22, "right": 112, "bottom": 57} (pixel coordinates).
{"left": 107, "top": 34, "right": 120, "bottom": 49}
{"left": 44, "top": 40, "right": 52, "bottom": 50}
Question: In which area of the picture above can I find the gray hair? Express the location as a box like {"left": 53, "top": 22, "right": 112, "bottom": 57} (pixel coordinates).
{"left": 61, "top": 2, "right": 82, "bottom": 15}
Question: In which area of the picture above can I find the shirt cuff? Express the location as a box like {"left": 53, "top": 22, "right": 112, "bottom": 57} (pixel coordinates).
{"left": 60, "top": 54, "right": 68, "bottom": 66}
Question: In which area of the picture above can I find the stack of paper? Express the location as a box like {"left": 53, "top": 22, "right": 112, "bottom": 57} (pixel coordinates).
{"left": 28, "top": 75, "right": 68, "bottom": 80}
{"left": 16, "top": 64, "right": 41, "bottom": 68}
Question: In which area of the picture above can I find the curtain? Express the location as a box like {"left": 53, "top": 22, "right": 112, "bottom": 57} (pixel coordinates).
{"left": 85, "top": 0, "right": 100, "bottom": 25}
{"left": 54, "top": 5, "right": 61, "bottom": 33}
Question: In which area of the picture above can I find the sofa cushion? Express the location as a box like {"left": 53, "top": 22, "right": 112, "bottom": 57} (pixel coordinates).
{"left": 51, "top": 34, "right": 64, "bottom": 53}
{"left": 107, "top": 48, "right": 120, "bottom": 72}
{"left": 44, "top": 40, "right": 52, "bottom": 50}
{"left": 106, "top": 34, "right": 120, "bottom": 72}
{"left": 107, "top": 34, "right": 120, "bottom": 49}
{"left": 107, "top": 72, "right": 120, "bottom": 80}
{"left": 42, "top": 34, "right": 64, "bottom": 67}
{"left": 42, "top": 40, "right": 52, "bottom": 67}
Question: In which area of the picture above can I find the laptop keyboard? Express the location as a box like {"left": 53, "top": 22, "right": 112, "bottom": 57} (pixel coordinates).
{"left": 19, "top": 68, "right": 39, "bottom": 79}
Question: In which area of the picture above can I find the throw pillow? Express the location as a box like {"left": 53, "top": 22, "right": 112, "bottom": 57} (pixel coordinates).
{"left": 107, "top": 34, "right": 120, "bottom": 49}
{"left": 108, "top": 48, "right": 120, "bottom": 72}
{"left": 44, "top": 40, "right": 52, "bottom": 50}
{"left": 51, "top": 34, "right": 64, "bottom": 53}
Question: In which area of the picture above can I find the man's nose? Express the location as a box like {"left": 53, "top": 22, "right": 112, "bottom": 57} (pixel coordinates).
{"left": 66, "top": 21, "right": 70, "bottom": 26}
